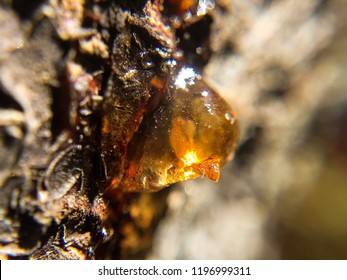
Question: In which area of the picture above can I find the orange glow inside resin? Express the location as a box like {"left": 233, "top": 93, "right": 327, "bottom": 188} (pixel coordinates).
{"left": 116, "top": 66, "right": 239, "bottom": 192}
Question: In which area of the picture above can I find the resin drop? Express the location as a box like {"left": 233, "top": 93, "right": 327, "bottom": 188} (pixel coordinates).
{"left": 117, "top": 66, "right": 239, "bottom": 192}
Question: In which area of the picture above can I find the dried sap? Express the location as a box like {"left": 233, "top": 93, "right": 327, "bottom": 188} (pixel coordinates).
{"left": 116, "top": 66, "right": 239, "bottom": 192}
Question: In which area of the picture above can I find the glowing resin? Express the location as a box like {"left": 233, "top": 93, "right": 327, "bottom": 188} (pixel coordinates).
{"left": 118, "top": 66, "right": 239, "bottom": 191}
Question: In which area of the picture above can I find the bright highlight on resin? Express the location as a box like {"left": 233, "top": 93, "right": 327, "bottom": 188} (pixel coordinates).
{"left": 115, "top": 66, "right": 239, "bottom": 192}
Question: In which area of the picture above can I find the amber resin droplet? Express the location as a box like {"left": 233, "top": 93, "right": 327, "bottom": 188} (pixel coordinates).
{"left": 167, "top": 0, "right": 197, "bottom": 14}
{"left": 117, "top": 66, "right": 239, "bottom": 192}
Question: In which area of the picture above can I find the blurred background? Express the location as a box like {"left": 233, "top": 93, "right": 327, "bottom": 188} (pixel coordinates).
{"left": 148, "top": 0, "right": 347, "bottom": 259}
